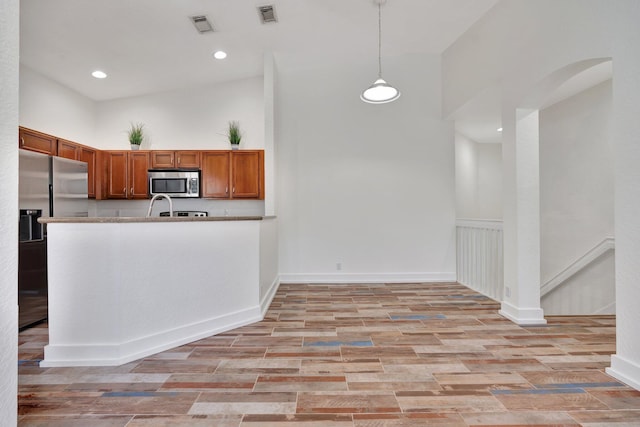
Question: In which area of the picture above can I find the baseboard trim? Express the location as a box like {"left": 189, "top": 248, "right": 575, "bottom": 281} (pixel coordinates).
{"left": 607, "top": 355, "right": 640, "bottom": 391}
{"left": 260, "top": 276, "right": 281, "bottom": 316}
{"left": 499, "top": 301, "right": 547, "bottom": 325}
{"left": 40, "top": 306, "right": 263, "bottom": 367}
{"left": 594, "top": 301, "right": 616, "bottom": 315}
{"left": 279, "top": 272, "right": 456, "bottom": 284}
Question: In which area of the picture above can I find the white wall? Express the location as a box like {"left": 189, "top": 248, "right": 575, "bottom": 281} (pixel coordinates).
{"left": 455, "top": 133, "right": 502, "bottom": 219}
{"left": 19, "top": 65, "right": 96, "bottom": 144}
{"left": 539, "top": 80, "right": 614, "bottom": 314}
{"left": 94, "top": 77, "right": 264, "bottom": 150}
{"left": 19, "top": 71, "right": 268, "bottom": 217}
{"left": 455, "top": 134, "right": 477, "bottom": 218}
{"left": 276, "top": 53, "right": 456, "bottom": 282}
{"left": 19, "top": 68, "right": 265, "bottom": 152}
{"left": 0, "top": 0, "right": 19, "bottom": 422}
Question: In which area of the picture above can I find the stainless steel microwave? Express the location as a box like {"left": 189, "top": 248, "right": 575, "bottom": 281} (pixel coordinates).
{"left": 148, "top": 169, "right": 200, "bottom": 198}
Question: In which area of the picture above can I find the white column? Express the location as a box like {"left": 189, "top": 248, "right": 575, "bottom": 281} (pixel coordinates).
{"left": 606, "top": 8, "right": 640, "bottom": 389}
{"left": 499, "top": 108, "right": 546, "bottom": 325}
{"left": 263, "top": 52, "right": 276, "bottom": 216}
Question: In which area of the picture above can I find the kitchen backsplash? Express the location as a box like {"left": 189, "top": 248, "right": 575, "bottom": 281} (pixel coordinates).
{"left": 89, "top": 199, "right": 265, "bottom": 218}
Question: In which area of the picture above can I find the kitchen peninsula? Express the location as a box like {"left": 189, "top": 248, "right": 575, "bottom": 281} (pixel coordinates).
{"left": 39, "top": 215, "right": 278, "bottom": 367}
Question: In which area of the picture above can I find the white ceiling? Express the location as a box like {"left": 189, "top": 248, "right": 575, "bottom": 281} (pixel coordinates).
{"left": 20, "top": 0, "right": 499, "bottom": 101}
{"left": 20, "top": 1, "right": 614, "bottom": 146}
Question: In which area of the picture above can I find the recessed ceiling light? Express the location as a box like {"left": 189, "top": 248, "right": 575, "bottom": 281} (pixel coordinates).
{"left": 213, "top": 50, "right": 227, "bottom": 60}
{"left": 497, "top": 127, "right": 503, "bottom": 132}
{"left": 91, "top": 70, "right": 107, "bottom": 79}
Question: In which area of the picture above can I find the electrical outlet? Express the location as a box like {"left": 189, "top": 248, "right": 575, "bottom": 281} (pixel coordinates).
{"left": 505, "top": 287, "right": 511, "bottom": 297}
{"left": 336, "top": 262, "right": 342, "bottom": 271}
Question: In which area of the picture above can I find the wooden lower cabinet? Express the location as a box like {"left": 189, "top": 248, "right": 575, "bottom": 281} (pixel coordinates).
{"left": 105, "top": 151, "right": 149, "bottom": 199}
{"left": 201, "top": 150, "right": 264, "bottom": 199}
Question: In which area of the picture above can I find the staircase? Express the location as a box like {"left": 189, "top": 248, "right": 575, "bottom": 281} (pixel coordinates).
{"left": 455, "top": 221, "right": 615, "bottom": 315}
{"left": 541, "top": 237, "right": 615, "bottom": 315}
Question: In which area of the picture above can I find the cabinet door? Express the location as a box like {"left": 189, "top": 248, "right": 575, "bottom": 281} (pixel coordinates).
{"left": 129, "top": 152, "right": 150, "bottom": 199}
{"left": 201, "top": 151, "right": 230, "bottom": 198}
{"left": 150, "top": 151, "right": 175, "bottom": 168}
{"left": 57, "top": 139, "right": 80, "bottom": 160}
{"left": 231, "top": 151, "right": 263, "bottom": 199}
{"left": 79, "top": 147, "right": 97, "bottom": 198}
{"left": 19, "top": 128, "right": 57, "bottom": 155}
{"left": 106, "top": 151, "right": 128, "bottom": 199}
{"left": 176, "top": 151, "right": 200, "bottom": 168}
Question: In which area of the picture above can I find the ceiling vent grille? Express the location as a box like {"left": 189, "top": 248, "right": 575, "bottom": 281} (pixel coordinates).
{"left": 190, "top": 15, "right": 214, "bottom": 34}
{"left": 257, "top": 5, "right": 277, "bottom": 24}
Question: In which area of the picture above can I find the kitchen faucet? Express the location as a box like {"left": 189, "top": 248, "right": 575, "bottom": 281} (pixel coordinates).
{"left": 147, "top": 193, "right": 173, "bottom": 217}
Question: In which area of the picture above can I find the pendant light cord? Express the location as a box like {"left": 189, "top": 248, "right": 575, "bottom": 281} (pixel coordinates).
{"left": 377, "top": 2, "right": 382, "bottom": 78}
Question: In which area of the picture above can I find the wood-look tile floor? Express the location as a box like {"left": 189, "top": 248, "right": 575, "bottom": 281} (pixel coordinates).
{"left": 18, "top": 283, "right": 640, "bottom": 426}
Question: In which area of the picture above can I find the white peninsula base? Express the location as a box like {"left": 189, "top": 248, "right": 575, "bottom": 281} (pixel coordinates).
{"left": 39, "top": 216, "right": 279, "bottom": 367}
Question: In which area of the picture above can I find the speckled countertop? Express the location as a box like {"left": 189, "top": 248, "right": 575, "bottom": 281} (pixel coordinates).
{"left": 39, "top": 216, "right": 272, "bottom": 223}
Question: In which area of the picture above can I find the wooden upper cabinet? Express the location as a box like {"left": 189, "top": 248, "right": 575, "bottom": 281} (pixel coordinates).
{"left": 150, "top": 151, "right": 175, "bottom": 168}
{"left": 201, "top": 151, "right": 230, "bottom": 198}
{"left": 105, "top": 151, "right": 128, "bottom": 199}
{"left": 176, "top": 151, "right": 200, "bottom": 168}
{"left": 56, "top": 138, "right": 98, "bottom": 199}
{"left": 79, "top": 147, "right": 97, "bottom": 199}
{"left": 57, "top": 139, "right": 80, "bottom": 160}
{"left": 19, "top": 127, "right": 57, "bottom": 155}
{"left": 200, "top": 150, "right": 264, "bottom": 199}
{"left": 19, "top": 127, "right": 264, "bottom": 202}
{"left": 150, "top": 150, "right": 200, "bottom": 168}
{"left": 231, "top": 151, "right": 263, "bottom": 199}
{"left": 128, "top": 151, "right": 150, "bottom": 199}
{"left": 105, "top": 151, "right": 149, "bottom": 199}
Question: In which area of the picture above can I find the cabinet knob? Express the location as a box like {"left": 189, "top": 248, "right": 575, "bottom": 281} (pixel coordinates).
{"left": 177, "top": 157, "right": 181, "bottom": 165}
{"left": 20, "top": 137, "right": 25, "bottom": 146}
{"left": 123, "top": 187, "right": 126, "bottom": 195}
{"left": 225, "top": 186, "right": 228, "bottom": 194}
{"left": 232, "top": 187, "right": 235, "bottom": 194}
{"left": 130, "top": 187, "right": 133, "bottom": 195}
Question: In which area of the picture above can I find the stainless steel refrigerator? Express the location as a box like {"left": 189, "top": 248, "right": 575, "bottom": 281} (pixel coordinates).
{"left": 18, "top": 150, "right": 88, "bottom": 329}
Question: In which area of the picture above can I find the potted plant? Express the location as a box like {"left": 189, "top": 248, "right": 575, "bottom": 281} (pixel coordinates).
{"left": 226, "top": 120, "right": 242, "bottom": 150}
{"left": 128, "top": 122, "right": 145, "bottom": 150}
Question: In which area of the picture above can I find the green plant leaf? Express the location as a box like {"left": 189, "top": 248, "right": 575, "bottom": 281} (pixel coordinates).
{"left": 128, "top": 122, "right": 144, "bottom": 145}
{"left": 226, "top": 120, "right": 242, "bottom": 145}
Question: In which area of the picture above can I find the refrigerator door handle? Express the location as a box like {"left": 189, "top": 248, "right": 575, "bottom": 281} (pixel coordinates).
{"left": 49, "top": 183, "right": 54, "bottom": 217}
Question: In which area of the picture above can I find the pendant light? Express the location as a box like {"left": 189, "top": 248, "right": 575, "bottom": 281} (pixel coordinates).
{"left": 361, "top": 0, "right": 400, "bottom": 104}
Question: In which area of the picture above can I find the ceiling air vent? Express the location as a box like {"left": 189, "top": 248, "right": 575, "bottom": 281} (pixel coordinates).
{"left": 257, "top": 5, "right": 277, "bottom": 24}
{"left": 190, "top": 15, "right": 214, "bottom": 34}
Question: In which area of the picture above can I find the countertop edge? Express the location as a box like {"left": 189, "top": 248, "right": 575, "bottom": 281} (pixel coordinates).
{"left": 39, "top": 216, "right": 267, "bottom": 224}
